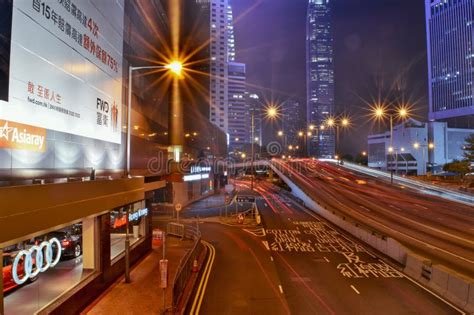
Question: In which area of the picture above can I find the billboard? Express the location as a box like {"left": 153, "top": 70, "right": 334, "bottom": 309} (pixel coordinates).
{"left": 0, "top": 0, "right": 12, "bottom": 102}
{"left": 0, "top": 0, "right": 124, "bottom": 145}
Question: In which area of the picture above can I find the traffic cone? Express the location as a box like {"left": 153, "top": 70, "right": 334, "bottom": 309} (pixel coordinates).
{"left": 192, "top": 259, "right": 199, "bottom": 272}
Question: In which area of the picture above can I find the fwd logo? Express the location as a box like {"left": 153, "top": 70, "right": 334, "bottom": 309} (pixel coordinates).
{"left": 0, "top": 120, "right": 46, "bottom": 152}
{"left": 97, "top": 98, "right": 109, "bottom": 113}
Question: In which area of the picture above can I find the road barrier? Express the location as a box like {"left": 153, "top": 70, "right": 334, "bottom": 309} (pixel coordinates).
{"left": 172, "top": 224, "right": 203, "bottom": 310}
{"left": 167, "top": 222, "right": 185, "bottom": 238}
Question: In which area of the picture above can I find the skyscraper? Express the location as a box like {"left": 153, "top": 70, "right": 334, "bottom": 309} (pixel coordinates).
{"left": 228, "top": 62, "right": 249, "bottom": 150}
{"left": 306, "top": 0, "right": 335, "bottom": 157}
{"left": 282, "top": 98, "right": 303, "bottom": 153}
{"left": 206, "top": 0, "right": 230, "bottom": 133}
{"left": 425, "top": 0, "right": 474, "bottom": 128}
{"left": 227, "top": 1, "right": 236, "bottom": 62}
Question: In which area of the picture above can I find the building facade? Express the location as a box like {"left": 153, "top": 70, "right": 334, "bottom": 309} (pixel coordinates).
{"left": 247, "top": 92, "right": 263, "bottom": 149}
{"left": 0, "top": 0, "right": 225, "bottom": 313}
{"left": 306, "top": 0, "right": 335, "bottom": 158}
{"left": 425, "top": 0, "right": 474, "bottom": 128}
{"left": 282, "top": 98, "right": 303, "bottom": 155}
{"left": 368, "top": 119, "right": 473, "bottom": 175}
{"left": 205, "top": 0, "right": 230, "bottom": 133}
{"left": 228, "top": 62, "right": 249, "bottom": 150}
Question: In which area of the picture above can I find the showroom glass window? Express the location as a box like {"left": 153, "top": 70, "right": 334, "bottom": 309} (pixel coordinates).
{"left": 110, "top": 200, "right": 147, "bottom": 262}
{"left": 2, "top": 222, "right": 95, "bottom": 315}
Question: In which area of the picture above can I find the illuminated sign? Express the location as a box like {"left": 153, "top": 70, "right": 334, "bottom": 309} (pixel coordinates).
{"left": 190, "top": 166, "right": 211, "bottom": 174}
{"left": 184, "top": 173, "right": 210, "bottom": 182}
{"left": 112, "top": 208, "right": 148, "bottom": 228}
{"left": 128, "top": 208, "right": 148, "bottom": 222}
{"left": 0, "top": 120, "right": 46, "bottom": 152}
{"left": 12, "top": 238, "right": 62, "bottom": 285}
{"left": 2, "top": 0, "right": 124, "bottom": 144}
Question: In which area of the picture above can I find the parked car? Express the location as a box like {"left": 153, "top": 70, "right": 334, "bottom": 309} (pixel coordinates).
{"left": 42, "top": 224, "right": 82, "bottom": 259}
{"left": 53, "top": 224, "right": 82, "bottom": 259}
{"left": 2, "top": 251, "right": 37, "bottom": 293}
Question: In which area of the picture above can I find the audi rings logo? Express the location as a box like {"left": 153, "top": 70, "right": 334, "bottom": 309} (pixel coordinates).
{"left": 12, "top": 238, "right": 62, "bottom": 285}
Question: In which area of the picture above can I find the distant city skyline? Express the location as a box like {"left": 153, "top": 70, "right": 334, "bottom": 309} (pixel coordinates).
{"left": 232, "top": 0, "right": 427, "bottom": 156}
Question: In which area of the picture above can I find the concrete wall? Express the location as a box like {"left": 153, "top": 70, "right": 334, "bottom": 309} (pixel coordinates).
{"left": 271, "top": 164, "right": 473, "bottom": 313}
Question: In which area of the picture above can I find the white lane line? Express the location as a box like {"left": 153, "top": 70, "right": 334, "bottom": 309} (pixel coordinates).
{"left": 279, "top": 285, "right": 284, "bottom": 294}
{"left": 350, "top": 285, "right": 360, "bottom": 295}
{"left": 415, "top": 204, "right": 428, "bottom": 210}
{"left": 323, "top": 257, "right": 330, "bottom": 262}
{"left": 389, "top": 204, "right": 401, "bottom": 211}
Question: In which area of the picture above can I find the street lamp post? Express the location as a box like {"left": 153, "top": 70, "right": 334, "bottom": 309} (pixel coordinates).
{"left": 125, "top": 62, "right": 182, "bottom": 283}
{"left": 127, "top": 63, "right": 183, "bottom": 177}
{"left": 324, "top": 117, "right": 350, "bottom": 161}
{"left": 413, "top": 142, "right": 435, "bottom": 175}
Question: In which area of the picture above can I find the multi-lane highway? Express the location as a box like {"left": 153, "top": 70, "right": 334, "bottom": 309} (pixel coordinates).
{"left": 196, "top": 182, "right": 464, "bottom": 314}
{"left": 271, "top": 159, "right": 474, "bottom": 277}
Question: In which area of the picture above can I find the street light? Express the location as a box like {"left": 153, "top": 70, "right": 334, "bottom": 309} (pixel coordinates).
{"left": 298, "top": 130, "right": 313, "bottom": 157}
{"left": 370, "top": 104, "right": 410, "bottom": 149}
{"left": 127, "top": 61, "right": 183, "bottom": 177}
{"left": 323, "top": 116, "right": 351, "bottom": 160}
{"left": 126, "top": 61, "right": 182, "bottom": 284}
{"left": 413, "top": 142, "right": 435, "bottom": 175}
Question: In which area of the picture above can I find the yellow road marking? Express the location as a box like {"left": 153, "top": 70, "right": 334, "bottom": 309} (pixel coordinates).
{"left": 190, "top": 240, "right": 216, "bottom": 315}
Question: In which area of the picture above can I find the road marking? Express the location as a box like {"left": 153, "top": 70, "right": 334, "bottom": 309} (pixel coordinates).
{"left": 262, "top": 240, "right": 270, "bottom": 251}
{"left": 323, "top": 257, "right": 330, "bottom": 262}
{"left": 279, "top": 285, "right": 284, "bottom": 294}
{"left": 190, "top": 240, "right": 216, "bottom": 315}
{"left": 350, "top": 285, "right": 360, "bottom": 295}
{"left": 389, "top": 204, "right": 401, "bottom": 211}
{"left": 415, "top": 204, "right": 428, "bottom": 210}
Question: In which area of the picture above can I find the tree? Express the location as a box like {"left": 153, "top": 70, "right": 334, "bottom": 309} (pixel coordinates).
{"left": 443, "top": 159, "right": 470, "bottom": 175}
{"left": 463, "top": 133, "right": 474, "bottom": 162}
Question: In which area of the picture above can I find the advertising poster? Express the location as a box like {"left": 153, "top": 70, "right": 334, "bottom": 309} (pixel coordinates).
{"left": 0, "top": 0, "right": 125, "bottom": 146}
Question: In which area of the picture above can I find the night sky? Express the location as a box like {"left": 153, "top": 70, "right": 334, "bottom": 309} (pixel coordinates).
{"left": 232, "top": 0, "right": 427, "bottom": 155}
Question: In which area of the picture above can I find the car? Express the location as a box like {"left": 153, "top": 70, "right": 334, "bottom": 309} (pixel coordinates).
{"left": 2, "top": 251, "right": 37, "bottom": 293}
{"left": 44, "top": 224, "right": 82, "bottom": 259}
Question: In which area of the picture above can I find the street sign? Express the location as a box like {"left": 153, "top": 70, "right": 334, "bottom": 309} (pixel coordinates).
{"left": 236, "top": 195, "right": 256, "bottom": 203}
{"left": 175, "top": 203, "right": 182, "bottom": 212}
{"left": 160, "top": 259, "right": 168, "bottom": 288}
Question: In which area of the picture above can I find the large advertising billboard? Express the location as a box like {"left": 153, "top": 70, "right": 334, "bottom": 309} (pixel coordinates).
{"left": 0, "top": 0, "right": 124, "bottom": 145}
{"left": 0, "top": 0, "right": 12, "bottom": 102}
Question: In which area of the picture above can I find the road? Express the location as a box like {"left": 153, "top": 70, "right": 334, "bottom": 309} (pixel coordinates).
{"left": 198, "top": 222, "right": 290, "bottom": 315}
{"left": 271, "top": 159, "right": 474, "bottom": 276}
{"left": 197, "top": 181, "right": 463, "bottom": 314}
{"left": 341, "top": 161, "right": 474, "bottom": 205}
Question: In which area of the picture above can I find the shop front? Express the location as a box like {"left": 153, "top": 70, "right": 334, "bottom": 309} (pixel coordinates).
{"left": 0, "top": 177, "right": 151, "bottom": 315}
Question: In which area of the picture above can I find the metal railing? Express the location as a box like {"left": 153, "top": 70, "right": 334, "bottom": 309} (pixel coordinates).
{"left": 171, "top": 222, "right": 203, "bottom": 308}
{"left": 167, "top": 222, "right": 185, "bottom": 238}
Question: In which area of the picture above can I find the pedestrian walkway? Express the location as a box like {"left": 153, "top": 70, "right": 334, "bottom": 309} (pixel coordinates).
{"left": 82, "top": 237, "right": 195, "bottom": 315}
{"left": 186, "top": 193, "right": 227, "bottom": 210}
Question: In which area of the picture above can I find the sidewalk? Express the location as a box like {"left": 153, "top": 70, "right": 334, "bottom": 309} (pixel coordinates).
{"left": 185, "top": 193, "right": 227, "bottom": 210}
{"left": 82, "top": 237, "right": 195, "bottom": 315}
